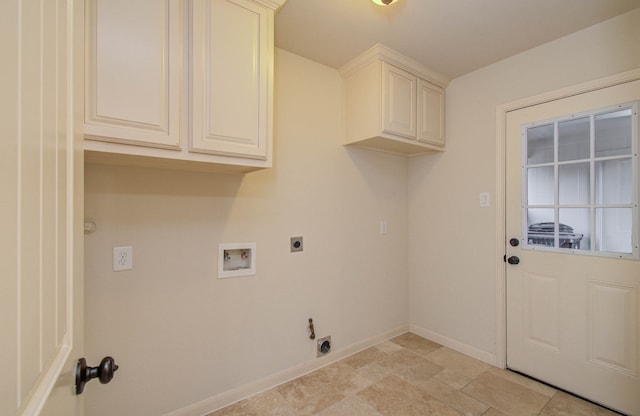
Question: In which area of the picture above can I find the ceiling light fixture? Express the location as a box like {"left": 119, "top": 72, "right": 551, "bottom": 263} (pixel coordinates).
{"left": 371, "top": 0, "right": 399, "bottom": 6}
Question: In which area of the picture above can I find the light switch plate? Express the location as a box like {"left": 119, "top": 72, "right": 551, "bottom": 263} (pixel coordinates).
{"left": 479, "top": 192, "right": 490, "bottom": 208}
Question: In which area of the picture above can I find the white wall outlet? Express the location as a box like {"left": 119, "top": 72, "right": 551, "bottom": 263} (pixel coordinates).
{"left": 113, "top": 246, "right": 133, "bottom": 271}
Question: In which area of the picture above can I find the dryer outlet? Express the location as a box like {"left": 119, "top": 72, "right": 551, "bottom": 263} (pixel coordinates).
{"left": 317, "top": 336, "right": 331, "bottom": 357}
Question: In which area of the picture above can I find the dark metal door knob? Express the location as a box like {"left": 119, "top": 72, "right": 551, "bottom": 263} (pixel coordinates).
{"left": 75, "top": 356, "right": 119, "bottom": 394}
{"left": 507, "top": 256, "right": 520, "bottom": 265}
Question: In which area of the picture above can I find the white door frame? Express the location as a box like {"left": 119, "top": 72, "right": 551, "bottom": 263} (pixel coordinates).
{"left": 494, "top": 67, "right": 640, "bottom": 369}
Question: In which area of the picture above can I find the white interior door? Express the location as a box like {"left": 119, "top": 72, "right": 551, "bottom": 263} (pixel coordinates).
{"left": 1, "top": 0, "right": 84, "bottom": 414}
{"left": 506, "top": 80, "right": 640, "bottom": 415}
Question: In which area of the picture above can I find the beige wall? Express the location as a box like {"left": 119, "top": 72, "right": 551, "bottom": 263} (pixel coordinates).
{"left": 84, "top": 49, "right": 409, "bottom": 415}
{"left": 408, "top": 8, "right": 640, "bottom": 358}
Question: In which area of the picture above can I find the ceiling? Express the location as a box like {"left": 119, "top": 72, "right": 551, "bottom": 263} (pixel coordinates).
{"left": 275, "top": 0, "right": 640, "bottom": 81}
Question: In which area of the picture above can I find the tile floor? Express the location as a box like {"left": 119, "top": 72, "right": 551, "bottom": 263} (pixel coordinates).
{"left": 208, "top": 332, "right": 620, "bottom": 416}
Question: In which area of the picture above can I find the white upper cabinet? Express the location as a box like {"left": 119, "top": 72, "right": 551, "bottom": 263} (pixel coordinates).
{"left": 190, "top": 0, "right": 268, "bottom": 160}
{"left": 84, "top": 0, "right": 285, "bottom": 172}
{"left": 382, "top": 63, "right": 417, "bottom": 140}
{"left": 85, "top": 0, "right": 182, "bottom": 148}
{"left": 417, "top": 79, "right": 445, "bottom": 147}
{"left": 340, "top": 44, "right": 449, "bottom": 156}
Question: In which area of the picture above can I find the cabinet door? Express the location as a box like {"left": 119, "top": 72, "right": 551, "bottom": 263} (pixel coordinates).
{"left": 382, "top": 62, "right": 416, "bottom": 140}
{"left": 191, "top": 0, "right": 269, "bottom": 160}
{"left": 417, "top": 79, "right": 445, "bottom": 147}
{"left": 85, "top": 0, "right": 182, "bottom": 148}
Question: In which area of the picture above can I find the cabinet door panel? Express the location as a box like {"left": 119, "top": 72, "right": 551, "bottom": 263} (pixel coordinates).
{"left": 85, "top": 0, "right": 181, "bottom": 148}
{"left": 382, "top": 62, "right": 416, "bottom": 140}
{"left": 417, "top": 79, "right": 444, "bottom": 146}
{"left": 191, "top": 0, "right": 268, "bottom": 160}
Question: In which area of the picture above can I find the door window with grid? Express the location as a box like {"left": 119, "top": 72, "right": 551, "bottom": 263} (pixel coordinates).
{"left": 522, "top": 102, "right": 639, "bottom": 259}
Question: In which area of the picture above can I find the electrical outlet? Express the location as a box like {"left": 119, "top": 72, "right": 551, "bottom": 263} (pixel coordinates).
{"left": 290, "top": 236, "right": 303, "bottom": 253}
{"left": 113, "top": 246, "right": 133, "bottom": 271}
{"left": 317, "top": 335, "right": 331, "bottom": 357}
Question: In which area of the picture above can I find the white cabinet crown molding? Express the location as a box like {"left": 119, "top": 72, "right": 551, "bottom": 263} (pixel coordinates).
{"left": 252, "top": 0, "right": 287, "bottom": 10}
{"left": 339, "top": 43, "right": 450, "bottom": 89}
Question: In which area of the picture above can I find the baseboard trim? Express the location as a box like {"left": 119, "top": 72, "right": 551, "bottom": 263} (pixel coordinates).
{"left": 164, "top": 325, "right": 410, "bottom": 416}
{"left": 409, "top": 324, "right": 497, "bottom": 366}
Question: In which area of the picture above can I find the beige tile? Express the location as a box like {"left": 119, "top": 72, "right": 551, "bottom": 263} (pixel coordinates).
{"left": 482, "top": 409, "right": 509, "bottom": 416}
{"left": 462, "top": 371, "right": 550, "bottom": 416}
{"left": 539, "top": 391, "right": 621, "bottom": 416}
{"left": 427, "top": 347, "right": 490, "bottom": 389}
{"left": 433, "top": 368, "right": 476, "bottom": 390}
{"left": 390, "top": 332, "right": 442, "bottom": 357}
{"left": 207, "top": 390, "right": 297, "bottom": 416}
{"left": 373, "top": 348, "right": 435, "bottom": 376}
{"left": 276, "top": 363, "right": 352, "bottom": 415}
{"left": 341, "top": 365, "right": 381, "bottom": 393}
{"left": 486, "top": 367, "right": 556, "bottom": 398}
{"left": 358, "top": 375, "right": 463, "bottom": 416}
{"left": 420, "top": 378, "right": 489, "bottom": 416}
{"left": 206, "top": 400, "right": 257, "bottom": 416}
{"left": 314, "top": 361, "right": 365, "bottom": 395}
{"left": 245, "top": 389, "right": 298, "bottom": 416}
{"left": 277, "top": 382, "right": 343, "bottom": 415}
{"left": 375, "top": 341, "right": 404, "bottom": 354}
{"left": 352, "top": 361, "right": 396, "bottom": 388}
{"left": 426, "top": 347, "right": 490, "bottom": 376}
{"left": 343, "top": 347, "right": 389, "bottom": 369}
{"left": 314, "top": 395, "right": 385, "bottom": 416}
{"left": 393, "top": 359, "right": 444, "bottom": 391}
{"left": 358, "top": 375, "right": 428, "bottom": 416}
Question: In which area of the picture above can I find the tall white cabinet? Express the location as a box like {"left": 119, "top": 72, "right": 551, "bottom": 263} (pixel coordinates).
{"left": 84, "top": 0, "right": 286, "bottom": 172}
{"left": 340, "top": 44, "right": 449, "bottom": 155}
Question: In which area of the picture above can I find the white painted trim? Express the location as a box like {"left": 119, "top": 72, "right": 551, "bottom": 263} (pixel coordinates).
{"left": 19, "top": 344, "right": 72, "bottom": 416}
{"left": 164, "top": 325, "right": 409, "bottom": 416}
{"left": 495, "top": 101, "right": 508, "bottom": 370}
{"left": 409, "top": 324, "right": 497, "bottom": 366}
{"left": 251, "top": 0, "right": 287, "bottom": 11}
{"left": 494, "top": 67, "right": 640, "bottom": 371}
{"left": 338, "top": 43, "right": 450, "bottom": 88}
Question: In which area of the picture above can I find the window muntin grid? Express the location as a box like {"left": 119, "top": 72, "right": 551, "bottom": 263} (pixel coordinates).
{"left": 522, "top": 102, "right": 639, "bottom": 259}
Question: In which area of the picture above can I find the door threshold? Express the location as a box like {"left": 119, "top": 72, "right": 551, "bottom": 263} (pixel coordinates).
{"left": 506, "top": 368, "right": 628, "bottom": 416}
